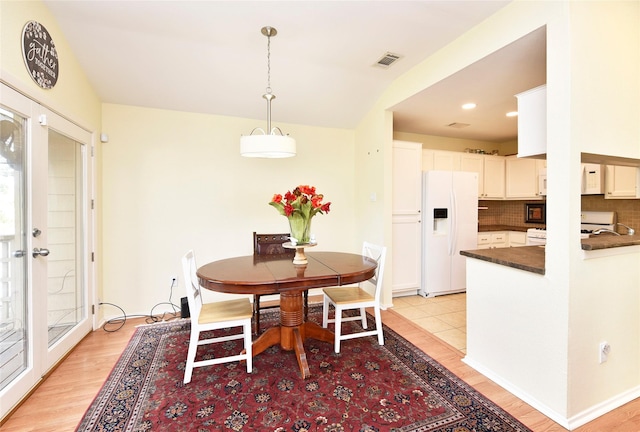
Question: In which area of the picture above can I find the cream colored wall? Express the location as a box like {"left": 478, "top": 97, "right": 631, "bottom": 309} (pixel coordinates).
{"left": 393, "top": 131, "right": 517, "bottom": 155}
{"left": 358, "top": 0, "right": 640, "bottom": 428}
{"left": 570, "top": 1, "right": 640, "bottom": 159}
{"left": 354, "top": 108, "right": 393, "bottom": 306}
{"left": 0, "top": 1, "right": 101, "bottom": 129}
{"left": 1, "top": 1, "right": 103, "bottom": 322}
{"left": 564, "top": 0, "right": 640, "bottom": 422}
{"left": 101, "top": 104, "right": 357, "bottom": 312}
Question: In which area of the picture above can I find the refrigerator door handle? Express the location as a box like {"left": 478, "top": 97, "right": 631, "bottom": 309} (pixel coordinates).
{"left": 449, "top": 190, "right": 457, "bottom": 256}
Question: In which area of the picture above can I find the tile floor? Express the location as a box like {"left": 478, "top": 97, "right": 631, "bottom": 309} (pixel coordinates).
{"left": 391, "top": 293, "right": 467, "bottom": 353}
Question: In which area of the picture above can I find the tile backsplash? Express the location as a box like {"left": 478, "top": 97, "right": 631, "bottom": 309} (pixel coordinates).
{"left": 581, "top": 196, "right": 640, "bottom": 233}
{"left": 478, "top": 197, "right": 640, "bottom": 233}
{"left": 478, "top": 200, "right": 546, "bottom": 229}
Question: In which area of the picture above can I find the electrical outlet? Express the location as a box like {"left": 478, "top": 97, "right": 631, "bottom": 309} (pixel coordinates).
{"left": 599, "top": 341, "right": 611, "bottom": 363}
{"left": 170, "top": 275, "right": 178, "bottom": 286}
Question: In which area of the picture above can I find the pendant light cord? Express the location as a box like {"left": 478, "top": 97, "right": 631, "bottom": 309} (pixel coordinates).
{"left": 265, "top": 28, "right": 272, "bottom": 95}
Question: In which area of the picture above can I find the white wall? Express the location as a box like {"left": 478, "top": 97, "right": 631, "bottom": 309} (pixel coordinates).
{"left": 101, "top": 104, "right": 358, "bottom": 312}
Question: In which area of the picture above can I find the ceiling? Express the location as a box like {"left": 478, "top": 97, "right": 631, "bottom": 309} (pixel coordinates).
{"left": 42, "top": 1, "right": 545, "bottom": 143}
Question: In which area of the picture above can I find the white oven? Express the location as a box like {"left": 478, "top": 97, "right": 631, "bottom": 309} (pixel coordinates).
{"left": 526, "top": 228, "right": 546, "bottom": 246}
{"left": 580, "top": 211, "right": 617, "bottom": 235}
{"left": 526, "top": 211, "right": 617, "bottom": 246}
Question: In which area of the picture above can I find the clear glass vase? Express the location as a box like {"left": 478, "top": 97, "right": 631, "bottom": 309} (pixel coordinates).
{"left": 288, "top": 215, "right": 312, "bottom": 244}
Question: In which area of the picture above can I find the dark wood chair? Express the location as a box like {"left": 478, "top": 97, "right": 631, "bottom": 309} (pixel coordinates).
{"left": 252, "top": 232, "right": 308, "bottom": 335}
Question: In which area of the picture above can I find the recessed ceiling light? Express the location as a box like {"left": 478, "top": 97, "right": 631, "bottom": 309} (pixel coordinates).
{"left": 462, "top": 103, "right": 476, "bottom": 110}
{"left": 506, "top": 111, "right": 518, "bottom": 117}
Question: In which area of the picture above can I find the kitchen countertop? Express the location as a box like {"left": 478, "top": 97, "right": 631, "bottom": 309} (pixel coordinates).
{"left": 461, "top": 234, "right": 640, "bottom": 275}
{"left": 478, "top": 225, "right": 532, "bottom": 232}
{"left": 460, "top": 246, "right": 546, "bottom": 275}
{"left": 581, "top": 233, "right": 640, "bottom": 250}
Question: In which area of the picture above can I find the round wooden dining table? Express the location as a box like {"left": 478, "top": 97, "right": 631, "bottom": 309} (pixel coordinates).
{"left": 197, "top": 251, "right": 377, "bottom": 379}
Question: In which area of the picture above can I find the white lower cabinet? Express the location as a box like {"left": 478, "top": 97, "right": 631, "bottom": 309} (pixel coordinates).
{"left": 392, "top": 215, "right": 421, "bottom": 296}
{"left": 477, "top": 231, "right": 526, "bottom": 249}
{"left": 508, "top": 231, "right": 527, "bottom": 247}
{"left": 477, "top": 233, "right": 491, "bottom": 249}
{"left": 477, "top": 231, "right": 508, "bottom": 249}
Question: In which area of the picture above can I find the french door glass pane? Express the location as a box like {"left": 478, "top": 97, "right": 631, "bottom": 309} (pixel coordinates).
{"left": 46, "top": 130, "right": 85, "bottom": 346}
{"left": 0, "top": 108, "right": 28, "bottom": 391}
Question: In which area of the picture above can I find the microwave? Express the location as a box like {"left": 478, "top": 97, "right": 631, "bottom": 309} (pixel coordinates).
{"left": 581, "top": 163, "right": 604, "bottom": 195}
{"left": 538, "top": 168, "right": 547, "bottom": 196}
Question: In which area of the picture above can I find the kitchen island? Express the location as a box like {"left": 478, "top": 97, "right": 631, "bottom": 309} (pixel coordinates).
{"left": 461, "top": 233, "right": 640, "bottom": 275}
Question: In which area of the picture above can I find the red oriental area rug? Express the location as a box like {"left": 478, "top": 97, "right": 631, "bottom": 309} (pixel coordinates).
{"left": 76, "top": 306, "right": 531, "bottom": 431}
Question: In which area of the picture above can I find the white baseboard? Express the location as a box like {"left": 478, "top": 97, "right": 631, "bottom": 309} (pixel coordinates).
{"left": 463, "top": 356, "right": 640, "bottom": 430}
{"left": 462, "top": 356, "right": 570, "bottom": 429}
{"left": 565, "top": 386, "right": 640, "bottom": 430}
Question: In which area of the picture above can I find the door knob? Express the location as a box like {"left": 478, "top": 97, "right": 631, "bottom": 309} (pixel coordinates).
{"left": 32, "top": 248, "right": 50, "bottom": 258}
{"left": 13, "top": 250, "right": 26, "bottom": 258}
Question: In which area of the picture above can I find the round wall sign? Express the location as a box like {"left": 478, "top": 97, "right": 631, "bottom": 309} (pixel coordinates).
{"left": 22, "top": 21, "right": 59, "bottom": 89}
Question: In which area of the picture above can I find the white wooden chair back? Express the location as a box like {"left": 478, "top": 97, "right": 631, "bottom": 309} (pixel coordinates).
{"left": 361, "top": 241, "right": 386, "bottom": 303}
{"left": 182, "top": 250, "right": 203, "bottom": 321}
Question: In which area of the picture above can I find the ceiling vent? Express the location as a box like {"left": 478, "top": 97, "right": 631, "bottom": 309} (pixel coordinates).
{"left": 447, "top": 122, "right": 471, "bottom": 129}
{"left": 373, "top": 52, "right": 402, "bottom": 68}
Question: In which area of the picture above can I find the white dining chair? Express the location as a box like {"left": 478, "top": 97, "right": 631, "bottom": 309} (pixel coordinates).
{"left": 181, "top": 250, "right": 253, "bottom": 383}
{"left": 322, "top": 242, "right": 387, "bottom": 353}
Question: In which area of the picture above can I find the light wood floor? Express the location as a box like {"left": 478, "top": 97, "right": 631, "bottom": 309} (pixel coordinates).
{"left": 2, "top": 307, "right": 639, "bottom": 431}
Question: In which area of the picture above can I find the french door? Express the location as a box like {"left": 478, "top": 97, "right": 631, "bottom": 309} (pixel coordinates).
{"left": 0, "top": 83, "right": 94, "bottom": 419}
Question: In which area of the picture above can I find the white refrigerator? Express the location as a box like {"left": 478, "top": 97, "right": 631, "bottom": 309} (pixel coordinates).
{"left": 420, "top": 171, "right": 478, "bottom": 297}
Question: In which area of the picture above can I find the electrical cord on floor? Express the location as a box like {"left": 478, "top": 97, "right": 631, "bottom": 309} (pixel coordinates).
{"left": 100, "top": 279, "right": 182, "bottom": 332}
{"left": 146, "top": 278, "right": 181, "bottom": 324}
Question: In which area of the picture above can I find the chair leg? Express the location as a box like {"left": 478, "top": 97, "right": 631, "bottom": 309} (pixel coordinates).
{"left": 322, "top": 296, "right": 330, "bottom": 328}
{"left": 334, "top": 305, "right": 342, "bottom": 354}
{"left": 374, "top": 306, "right": 384, "bottom": 345}
{"left": 183, "top": 329, "right": 199, "bottom": 384}
{"left": 243, "top": 321, "right": 253, "bottom": 373}
{"left": 253, "top": 294, "right": 261, "bottom": 335}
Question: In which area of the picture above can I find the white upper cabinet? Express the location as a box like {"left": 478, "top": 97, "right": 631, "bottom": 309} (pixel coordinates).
{"left": 426, "top": 150, "right": 504, "bottom": 199}
{"left": 516, "top": 85, "right": 546, "bottom": 158}
{"left": 460, "top": 153, "right": 505, "bottom": 199}
{"left": 423, "top": 149, "right": 462, "bottom": 171}
{"left": 392, "top": 141, "right": 423, "bottom": 213}
{"left": 460, "top": 153, "right": 484, "bottom": 197}
{"left": 605, "top": 165, "right": 640, "bottom": 199}
{"left": 505, "top": 156, "right": 544, "bottom": 199}
{"left": 482, "top": 155, "right": 505, "bottom": 199}
{"left": 432, "top": 150, "right": 461, "bottom": 171}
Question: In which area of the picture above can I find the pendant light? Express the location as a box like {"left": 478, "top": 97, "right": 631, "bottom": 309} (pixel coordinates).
{"left": 240, "top": 26, "right": 296, "bottom": 158}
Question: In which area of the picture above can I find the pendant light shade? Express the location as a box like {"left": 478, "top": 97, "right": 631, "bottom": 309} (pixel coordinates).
{"left": 241, "top": 26, "right": 296, "bottom": 158}
{"left": 240, "top": 134, "right": 296, "bottom": 158}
